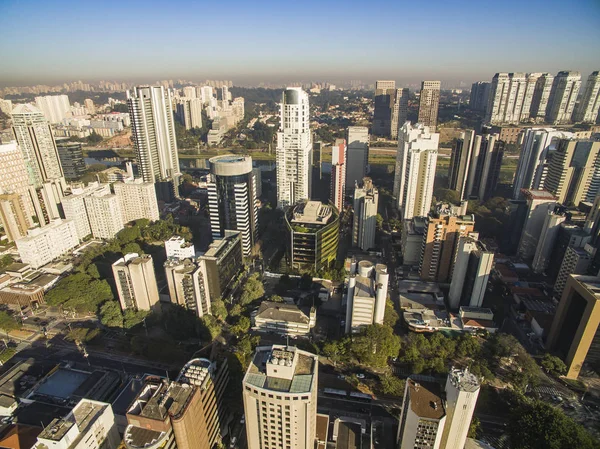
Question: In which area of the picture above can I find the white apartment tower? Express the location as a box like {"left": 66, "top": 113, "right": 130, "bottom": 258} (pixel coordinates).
{"left": 330, "top": 139, "right": 346, "bottom": 212}
{"left": 485, "top": 73, "right": 531, "bottom": 125}
{"left": 546, "top": 71, "right": 582, "bottom": 124}
{"left": 113, "top": 180, "right": 160, "bottom": 224}
{"left": 512, "top": 128, "right": 574, "bottom": 199}
{"left": 439, "top": 367, "right": 481, "bottom": 449}
{"left": 207, "top": 155, "right": 258, "bottom": 256}
{"left": 276, "top": 87, "right": 312, "bottom": 208}
{"left": 394, "top": 122, "right": 439, "bottom": 220}
{"left": 127, "top": 86, "right": 180, "bottom": 184}
{"left": 112, "top": 253, "right": 160, "bottom": 311}
{"left": 574, "top": 71, "right": 600, "bottom": 123}
{"left": 0, "top": 142, "right": 36, "bottom": 229}
{"left": 165, "top": 258, "right": 212, "bottom": 317}
{"left": 84, "top": 190, "right": 124, "bottom": 239}
{"left": 15, "top": 219, "right": 79, "bottom": 269}
{"left": 34, "top": 94, "right": 71, "bottom": 123}
{"left": 11, "top": 104, "right": 64, "bottom": 188}
{"left": 530, "top": 73, "right": 554, "bottom": 121}
{"left": 243, "top": 345, "right": 318, "bottom": 449}
{"left": 62, "top": 183, "right": 112, "bottom": 240}
{"left": 345, "top": 126, "right": 369, "bottom": 194}
{"left": 352, "top": 178, "right": 379, "bottom": 251}
{"left": 418, "top": 81, "right": 441, "bottom": 130}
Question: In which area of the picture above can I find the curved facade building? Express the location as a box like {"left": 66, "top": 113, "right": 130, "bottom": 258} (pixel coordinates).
{"left": 207, "top": 155, "right": 258, "bottom": 256}
{"left": 285, "top": 201, "right": 339, "bottom": 272}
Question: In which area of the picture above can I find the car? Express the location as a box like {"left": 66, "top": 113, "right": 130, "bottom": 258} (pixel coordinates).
{"left": 356, "top": 373, "right": 365, "bottom": 379}
{"left": 240, "top": 414, "right": 245, "bottom": 424}
{"left": 337, "top": 374, "right": 346, "bottom": 380}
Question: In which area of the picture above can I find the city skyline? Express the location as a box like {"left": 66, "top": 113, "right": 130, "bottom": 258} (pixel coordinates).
{"left": 1, "top": 0, "right": 599, "bottom": 87}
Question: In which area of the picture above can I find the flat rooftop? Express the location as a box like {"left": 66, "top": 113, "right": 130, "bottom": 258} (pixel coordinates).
{"left": 245, "top": 346, "right": 316, "bottom": 393}
{"left": 292, "top": 201, "right": 333, "bottom": 225}
{"left": 521, "top": 189, "right": 557, "bottom": 201}
{"left": 336, "top": 421, "right": 361, "bottom": 449}
{"left": 37, "top": 401, "right": 105, "bottom": 442}
{"left": 0, "top": 359, "right": 56, "bottom": 399}
{"left": 406, "top": 379, "right": 445, "bottom": 420}
{"left": 256, "top": 302, "right": 310, "bottom": 324}
{"left": 353, "top": 276, "right": 374, "bottom": 298}
{"left": 34, "top": 368, "right": 89, "bottom": 400}
{"left": 128, "top": 380, "right": 194, "bottom": 422}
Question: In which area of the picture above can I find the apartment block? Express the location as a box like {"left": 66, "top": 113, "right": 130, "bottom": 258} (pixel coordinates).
{"left": 418, "top": 81, "right": 441, "bottom": 130}
{"left": 164, "top": 258, "right": 212, "bottom": 317}
{"left": 113, "top": 180, "right": 160, "bottom": 224}
{"left": 15, "top": 219, "right": 78, "bottom": 268}
{"left": 112, "top": 253, "right": 160, "bottom": 311}
{"left": 352, "top": 177, "right": 379, "bottom": 251}
{"left": 344, "top": 260, "right": 389, "bottom": 333}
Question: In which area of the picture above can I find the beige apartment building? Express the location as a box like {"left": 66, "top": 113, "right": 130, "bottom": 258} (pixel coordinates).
{"left": 112, "top": 253, "right": 159, "bottom": 311}
{"left": 418, "top": 81, "right": 441, "bottom": 130}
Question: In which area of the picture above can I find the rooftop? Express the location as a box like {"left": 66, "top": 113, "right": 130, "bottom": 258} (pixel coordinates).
{"left": 291, "top": 201, "right": 333, "bottom": 225}
{"left": 37, "top": 400, "right": 106, "bottom": 443}
{"left": 521, "top": 189, "right": 557, "bottom": 201}
{"left": 447, "top": 367, "right": 480, "bottom": 393}
{"left": 201, "top": 230, "right": 241, "bottom": 259}
{"left": 406, "top": 379, "right": 445, "bottom": 420}
{"left": 256, "top": 302, "right": 310, "bottom": 324}
{"left": 127, "top": 379, "right": 194, "bottom": 422}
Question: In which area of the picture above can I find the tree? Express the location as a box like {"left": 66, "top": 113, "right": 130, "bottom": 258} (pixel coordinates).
{"left": 0, "top": 255, "right": 14, "bottom": 269}
{"left": 117, "top": 226, "right": 142, "bottom": 244}
{"left": 468, "top": 417, "right": 480, "bottom": 439}
{"left": 230, "top": 316, "right": 251, "bottom": 336}
{"left": 0, "top": 311, "right": 19, "bottom": 334}
{"left": 375, "top": 214, "right": 383, "bottom": 230}
{"left": 123, "top": 309, "right": 149, "bottom": 329}
{"left": 87, "top": 132, "right": 103, "bottom": 144}
{"left": 351, "top": 324, "right": 401, "bottom": 368}
{"left": 240, "top": 273, "right": 265, "bottom": 305}
{"left": 380, "top": 374, "right": 405, "bottom": 396}
{"left": 322, "top": 340, "right": 348, "bottom": 366}
{"left": 299, "top": 273, "right": 313, "bottom": 290}
{"left": 541, "top": 354, "right": 567, "bottom": 376}
{"left": 456, "top": 334, "right": 481, "bottom": 358}
{"left": 269, "top": 295, "right": 285, "bottom": 303}
{"left": 123, "top": 242, "right": 142, "bottom": 255}
{"left": 509, "top": 398, "right": 598, "bottom": 449}
{"left": 67, "top": 327, "right": 100, "bottom": 343}
{"left": 433, "top": 188, "right": 461, "bottom": 205}
{"left": 99, "top": 301, "right": 123, "bottom": 328}
{"left": 199, "top": 315, "right": 222, "bottom": 341}
{"left": 275, "top": 274, "right": 294, "bottom": 295}
{"left": 384, "top": 299, "right": 399, "bottom": 327}
{"left": 211, "top": 299, "right": 227, "bottom": 320}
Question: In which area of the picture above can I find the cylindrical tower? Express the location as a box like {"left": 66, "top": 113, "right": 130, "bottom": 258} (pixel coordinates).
{"left": 374, "top": 264, "right": 389, "bottom": 324}
{"left": 345, "top": 275, "right": 356, "bottom": 334}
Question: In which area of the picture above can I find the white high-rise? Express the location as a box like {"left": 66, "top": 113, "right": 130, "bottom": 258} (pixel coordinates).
{"left": 11, "top": 104, "right": 64, "bottom": 188}
{"left": 127, "top": 86, "right": 180, "bottom": 184}
{"left": 330, "top": 139, "right": 346, "bottom": 212}
{"left": 0, "top": 142, "right": 35, "bottom": 226}
{"left": 574, "top": 71, "right": 600, "bottom": 123}
{"left": 546, "top": 71, "right": 581, "bottom": 124}
{"left": 276, "top": 87, "right": 312, "bottom": 208}
{"left": 512, "top": 128, "right": 574, "bottom": 199}
{"left": 84, "top": 190, "right": 124, "bottom": 239}
{"left": 113, "top": 180, "right": 160, "bottom": 225}
{"left": 485, "top": 73, "right": 531, "bottom": 125}
{"left": 34, "top": 94, "right": 71, "bottom": 123}
{"left": 530, "top": 73, "right": 554, "bottom": 121}
{"left": 352, "top": 178, "right": 379, "bottom": 251}
{"left": 15, "top": 219, "right": 79, "bottom": 269}
{"left": 394, "top": 122, "right": 439, "bottom": 219}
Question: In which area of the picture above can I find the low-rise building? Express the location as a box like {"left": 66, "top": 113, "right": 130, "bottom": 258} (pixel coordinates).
{"left": 253, "top": 301, "right": 316, "bottom": 336}
{"left": 165, "top": 236, "right": 195, "bottom": 260}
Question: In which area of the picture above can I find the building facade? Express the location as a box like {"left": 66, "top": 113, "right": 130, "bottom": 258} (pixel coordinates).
{"left": 344, "top": 260, "right": 389, "bottom": 333}
{"left": 469, "top": 82, "right": 490, "bottom": 112}
{"left": 516, "top": 189, "right": 558, "bottom": 260}
{"left": 394, "top": 122, "right": 439, "bottom": 219}
{"left": 546, "top": 71, "right": 581, "bottom": 125}
{"left": 112, "top": 253, "right": 160, "bottom": 311}
{"left": 15, "top": 219, "right": 79, "bottom": 269}
{"left": 352, "top": 177, "right": 379, "bottom": 251}
{"left": 464, "top": 131, "right": 504, "bottom": 201}
{"left": 485, "top": 73, "right": 530, "bottom": 125}
{"left": 84, "top": 190, "right": 124, "bottom": 239}
{"left": 418, "top": 81, "right": 441, "bottom": 130}
{"left": 530, "top": 73, "right": 554, "bottom": 122}
{"left": 56, "top": 141, "right": 86, "bottom": 180}
{"left": 345, "top": 126, "right": 369, "bottom": 194}
{"left": 243, "top": 345, "right": 318, "bottom": 449}
{"left": 448, "top": 130, "right": 475, "bottom": 200}
{"left": 197, "top": 230, "right": 243, "bottom": 300}
{"left": 574, "top": 71, "right": 600, "bottom": 123}
{"left": 330, "top": 139, "right": 346, "bottom": 212}
{"left": 113, "top": 180, "right": 160, "bottom": 225}
{"left": 372, "top": 80, "right": 396, "bottom": 137}
{"left": 276, "top": 88, "right": 312, "bottom": 208}
{"left": 448, "top": 237, "right": 494, "bottom": 309}
{"left": 165, "top": 258, "right": 211, "bottom": 317}
{"left": 207, "top": 155, "right": 258, "bottom": 257}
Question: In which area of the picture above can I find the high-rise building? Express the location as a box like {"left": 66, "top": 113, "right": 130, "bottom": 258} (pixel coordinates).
{"left": 11, "top": 104, "right": 64, "bottom": 188}
{"left": 176, "top": 98, "right": 203, "bottom": 130}
{"left": 276, "top": 88, "right": 312, "bottom": 208}
{"left": 0, "top": 194, "right": 30, "bottom": 242}
{"left": 419, "top": 202, "right": 475, "bottom": 283}
{"left": 15, "top": 219, "right": 79, "bottom": 269}
{"left": 397, "top": 379, "right": 446, "bottom": 449}
{"left": 113, "top": 180, "right": 160, "bottom": 225}
{"left": 352, "top": 177, "right": 379, "bottom": 251}
{"left": 516, "top": 189, "right": 557, "bottom": 260}
{"left": 165, "top": 236, "right": 195, "bottom": 260}
{"left": 61, "top": 183, "right": 109, "bottom": 240}
{"left": 439, "top": 368, "right": 481, "bottom": 449}
{"left": 531, "top": 211, "right": 567, "bottom": 274}
{"left": 464, "top": 131, "right": 504, "bottom": 201}
{"left": 112, "top": 253, "right": 160, "bottom": 311}
{"left": 512, "top": 128, "right": 574, "bottom": 199}
{"left": 124, "top": 358, "right": 226, "bottom": 449}
{"left": 285, "top": 201, "right": 339, "bottom": 272}
{"left": 544, "top": 139, "right": 600, "bottom": 205}
{"left": 84, "top": 98, "right": 95, "bottom": 115}
{"left": 207, "top": 155, "right": 258, "bottom": 257}
{"left": 33, "top": 398, "right": 120, "bottom": 449}
{"left": 546, "top": 71, "right": 582, "bottom": 125}
{"left": 469, "top": 82, "right": 491, "bottom": 112}
{"left": 553, "top": 245, "right": 596, "bottom": 301}
{"left": 330, "top": 139, "right": 346, "bottom": 212}
{"left": 448, "top": 236, "right": 494, "bottom": 309}
{"left": 392, "top": 88, "right": 410, "bottom": 139}
{"left": 448, "top": 130, "right": 475, "bottom": 200}
{"left": 530, "top": 73, "right": 554, "bottom": 122}
{"left": 242, "top": 345, "right": 318, "bottom": 449}
{"left": 56, "top": 141, "right": 86, "bottom": 180}
{"left": 127, "top": 86, "right": 180, "bottom": 189}
{"left": 547, "top": 222, "right": 592, "bottom": 280}
{"left": 485, "top": 73, "right": 530, "bottom": 125}
{"left": 197, "top": 230, "right": 243, "bottom": 300}
{"left": 34, "top": 94, "right": 70, "bottom": 123}
{"left": 394, "top": 122, "right": 439, "bottom": 220}
{"left": 165, "top": 258, "right": 211, "bottom": 317}
{"left": 183, "top": 86, "right": 197, "bottom": 99}
{"left": 0, "top": 142, "right": 35, "bottom": 232}
{"left": 574, "top": 71, "right": 600, "bottom": 123}
{"left": 372, "top": 81, "right": 396, "bottom": 137}
{"left": 344, "top": 260, "right": 388, "bottom": 333}
{"left": 84, "top": 190, "right": 124, "bottom": 239}
{"left": 547, "top": 274, "right": 600, "bottom": 379}
{"left": 418, "top": 81, "right": 441, "bottom": 130}
{"left": 345, "top": 126, "right": 369, "bottom": 193}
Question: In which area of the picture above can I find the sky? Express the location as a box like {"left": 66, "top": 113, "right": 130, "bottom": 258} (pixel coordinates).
{"left": 0, "top": 0, "right": 599, "bottom": 88}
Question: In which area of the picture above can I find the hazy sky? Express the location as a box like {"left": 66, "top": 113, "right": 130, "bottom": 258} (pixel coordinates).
{"left": 1, "top": 0, "right": 599, "bottom": 87}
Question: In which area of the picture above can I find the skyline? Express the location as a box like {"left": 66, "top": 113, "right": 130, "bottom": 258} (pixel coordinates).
{"left": 1, "top": 0, "right": 599, "bottom": 88}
